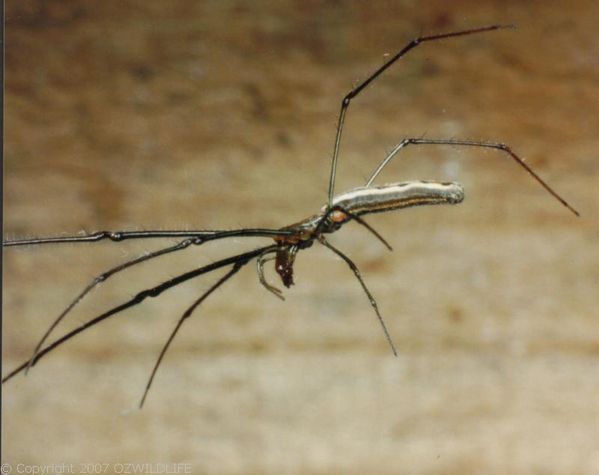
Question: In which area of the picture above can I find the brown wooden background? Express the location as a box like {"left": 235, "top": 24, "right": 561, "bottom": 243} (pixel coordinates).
{"left": 3, "top": 1, "right": 598, "bottom": 473}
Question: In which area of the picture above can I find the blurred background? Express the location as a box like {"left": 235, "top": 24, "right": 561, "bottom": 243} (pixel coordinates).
{"left": 3, "top": 1, "right": 598, "bottom": 473}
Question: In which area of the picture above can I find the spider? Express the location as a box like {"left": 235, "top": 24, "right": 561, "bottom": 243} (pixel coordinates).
{"left": 2, "top": 24, "right": 579, "bottom": 407}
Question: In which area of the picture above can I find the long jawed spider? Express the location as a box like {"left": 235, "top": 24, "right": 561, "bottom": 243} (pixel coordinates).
{"left": 2, "top": 24, "right": 579, "bottom": 407}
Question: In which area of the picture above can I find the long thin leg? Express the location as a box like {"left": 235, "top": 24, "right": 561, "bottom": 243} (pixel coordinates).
{"left": 2, "top": 244, "right": 276, "bottom": 383}
{"left": 315, "top": 205, "right": 393, "bottom": 251}
{"left": 25, "top": 237, "right": 201, "bottom": 375}
{"left": 327, "top": 24, "right": 513, "bottom": 207}
{"left": 318, "top": 236, "right": 398, "bottom": 356}
{"left": 139, "top": 261, "right": 246, "bottom": 408}
{"left": 3, "top": 228, "right": 295, "bottom": 247}
{"left": 364, "top": 138, "right": 580, "bottom": 216}
{"left": 257, "top": 252, "right": 285, "bottom": 300}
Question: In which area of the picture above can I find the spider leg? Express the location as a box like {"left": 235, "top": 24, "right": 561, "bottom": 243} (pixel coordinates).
{"left": 365, "top": 138, "right": 579, "bottom": 216}
{"left": 256, "top": 251, "right": 285, "bottom": 301}
{"left": 316, "top": 205, "right": 392, "bottom": 251}
{"left": 3, "top": 228, "right": 296, "bottom": 247}
{"left": 327, "top": 24, "right": 513, "bottom": 206}
{"left": 139, "top": 260, "right": 247, "bottom": 408}
{"left": 317, "top": 236, "right": 398, "bottom": 356}
{"left": 25, "top": 237, "right": 201, "bottom": 375}
{"left": 2, "top": 244, "right": 276, "bottom": 383}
